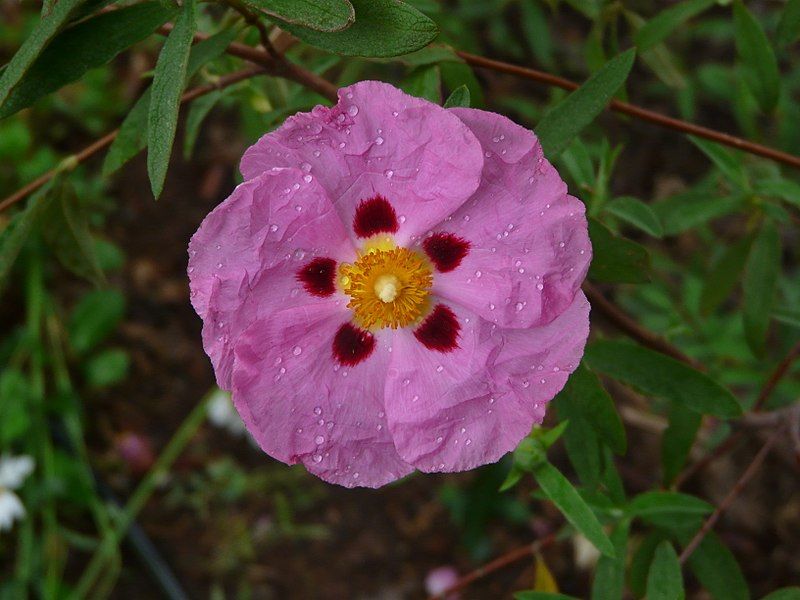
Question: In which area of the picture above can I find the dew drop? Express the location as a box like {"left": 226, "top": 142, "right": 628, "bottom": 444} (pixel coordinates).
{"left": 313, "top": 454, "right": 322, "bottom": 463}
{"left": 315, "top": 435, "right": 324, "bottom": 445}
{"left": 536, "top": 283, "right": 544, "bottom": 291}
{"left": 460, "top": 427, "right": 466, "bottom": 434}
{"left": 392, "top": 110, "right": 399, "bottom": 117}
{"left": 436, "top": 365, "right": 444, "bottom": 373}
{"left": 436, "top": 436, "right": 443, "bottom": 443}
{"left": 484, "top": 151, "right": 492, "bottom": 158}
{"left": 293, "top": 345, "right": 302, "bottom": 356}
{"left": 300, "top": 162, "right": 311, "bottom": 172}
{"left": 269, "top": 224, "right": 278, "bottom": 232}
{"left": 515, "top": 302, "right": 524, "bottom": 312}
{"left": 313, "top": 406, "right": 322, "bottom": 415}
{"left": 295, "top": 205, "right": 303, "bottom": 212}
{"left": 216, "top": 262, "right": 223, "bottom": 269}
{"left": 303, "top": 174, "right": 313, "bottom": 183}
{"left": 465, "top": 439, "right": 472, "bottom": 446}
{"left": 296, "top": 428, "right": 303, "bottom": 434}
{"left": 348, "top": 105, "right": 359, "bottom": 116}
{"left": 313, "top": 150, "right": 321, "bottom": 157}
{"left": 375, "top": 136, "right": 384, "bottom": 145}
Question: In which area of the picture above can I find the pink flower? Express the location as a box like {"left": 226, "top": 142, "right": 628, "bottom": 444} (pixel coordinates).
{"left": 188, "top": 81, "right": 591, "bottom": 488}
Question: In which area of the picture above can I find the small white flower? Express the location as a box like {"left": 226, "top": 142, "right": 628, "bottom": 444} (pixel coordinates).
{"left": 572, "top": 533, "right": 601, "bottom": 570}
{"left": 0, "top": 454, "right": 35, "bottom": 533}
{"left": 207, "top": 388, "right": 247, "bottom": 437}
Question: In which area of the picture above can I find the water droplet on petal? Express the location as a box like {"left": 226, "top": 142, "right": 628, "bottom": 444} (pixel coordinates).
{"left": 313, "top": 454, "right": 322, "bottom": 463}
{"left": 348, "top": 105, "right": 359, "bottom": 116}
{"left": 293, "top": 346, "right": 302, "bottom": 356}
{"left": 269, "top": 224, "right": 278, "bottom": 232}
{"left": 315, "top": 435, "right": 324, "bottom": 445}
{"left": 384, "top": 169, "right": 394, "bottom": 178}
{"left": 375, "top": 136, "right": 384, "bottom": 145}
{"left": 536, "top": 283, "right": 544, "bottom": 291}
{"left": 436, "top": 365, "right": 444, "bottom": 373}
{"left": 313, "top": 406, "right": 322, "bottom": 415}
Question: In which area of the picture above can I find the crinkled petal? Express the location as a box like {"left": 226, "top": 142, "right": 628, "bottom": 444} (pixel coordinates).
{"left": 188, "top": 168, "right": 354, "bottom": 388}
{"left": 240, "top": 81, "right": 484, "bottom": 243}
{"left": 427, "top": 108, "right": 591, "bottom": 328}
{"left": 384, "top": 293, "right": 589, "bottom": 473}
{"left": 231, "top": 303, "right": 413, "bottom": 488}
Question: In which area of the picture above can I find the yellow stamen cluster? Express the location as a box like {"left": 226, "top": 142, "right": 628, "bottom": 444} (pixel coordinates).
{"left": 339, "top": 245, "right": 433, "bottom": 330}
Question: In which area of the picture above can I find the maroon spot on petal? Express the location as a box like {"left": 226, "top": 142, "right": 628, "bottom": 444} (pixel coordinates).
{"left": 414, "top": 304, "right": 460, "bottom": 352}
{"left": 332, "top": 322, "right": 376, "bottom": 366}
{"left": 297, "top": 257, "right": 337, "bottom": 297}
{"left": 353, "top": 195, "right": 399, "bottom": 238}
{"left": 423, "top": 232, "right": 470, "bottom": 273}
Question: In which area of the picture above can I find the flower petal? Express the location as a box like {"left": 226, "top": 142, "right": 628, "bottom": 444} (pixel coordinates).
{"left": 384, "top": 293, "right": 590, "bottom": 473}
{"left": 188, "top": 168, "right": 353, "bottom": 388}
{"left": 240, "top": 81, "right": 484, "bottom": 243}
{"left": 428, "top": 107, "right": 591, "bottom": 328}
{"left": 231, "top": 303, "right": 413, "bottom": 488}
{"left": 0, "top": 455, "right": 34, "bottom": 489}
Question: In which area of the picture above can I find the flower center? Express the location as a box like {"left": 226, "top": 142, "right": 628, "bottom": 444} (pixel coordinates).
{"left": 339, "top": 244, "right": 433, "bottom": 330}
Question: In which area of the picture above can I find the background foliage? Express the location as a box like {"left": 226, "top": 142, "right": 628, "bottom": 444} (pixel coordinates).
{"left": 1, "top": 0, "right": 799, "bottom": 598}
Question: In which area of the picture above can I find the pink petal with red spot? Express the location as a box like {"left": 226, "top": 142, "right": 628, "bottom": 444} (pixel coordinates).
{"left": 188, "top": 168, "right": 353, "bottom": 388}
{"left": 384, "top": 293, "right": 589, "bottom": 473}
{"left": 428, "top": 107, "right": 591, "bottom": 329}
{"left": 231, "top": 304, "right": 412, "bottom": 488}
{"left": 239, "top": 81, "right": 484, "bottom": 242}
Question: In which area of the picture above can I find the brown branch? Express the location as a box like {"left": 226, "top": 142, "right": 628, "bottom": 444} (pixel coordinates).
{"left": 456, "top": 50, "right": 800, "bottom": 171}
{"left": 0, "top": 67, "right": 264, "bottom": 213}
{"left": 427, "top": 533, "right": 558, "bottom": 600}
{"left": 678, "top": 427, "right": 782, "bottom": 564}
{"left": 583, "top": 282, "right": 701, "bottom": 368}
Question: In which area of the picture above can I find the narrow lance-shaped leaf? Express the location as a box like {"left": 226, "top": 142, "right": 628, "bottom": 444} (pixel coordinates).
{"left": 678, "top": 531, "right": 749, "bottom": 600}
{"left": 278, "top": 0, "right": 438, "bottom": 58}
{"left": 591, "top": 520, "right": 629, "bottom": 600}
{"left": 588, "top": 218, "right": 651, "bottom": 284}
{"left": 585, "top": 340, "right": 742, "bottom": 418}
{"left": 733, "top": 0, "right": 781, "bottom": 113}
{"left": 0, "top": 2, "right": 177, "bottom": 119}
{"left": 532, "top": 461, "right": 616, "bottom": 557}
{"left": 183, "top": 91, "right": 224, "bottom": 160}
{"left": 777, "top": 0, "right": 800, "bottom": 47}
{"left": 646, "top": 541, "right": 684, "bottom": 600}
{"left": 605, "top": 196, "right": 664, "bottom": 238}
{"left": 443, "top": 84, "right": 470, "bottom": 108}
{"left": 742, "top": 221, "right": 781, "bottom": 357}
{"left": 536, "top": 49, "right": 635, "bottom": 158}
{"left": 760, "top": 588, "right": 800, "bottom": 600}
{"left": 689, "top": 136, "right": 748, "bottom": 189}
{"left": 634, "top": 0, "right": 715, "bottom": 51}
{"left": 401, "top": 65, "right": 441, "bottom": 103}
{"left": 0, "top": 0, "right": 85, "bottom": 112}
{"left": 662, "top": 402, "right": 701, "bottom": 485}
{"left": 242, "top": 0, "right": 354, "bottom": 32}
{"left": 699, "top": 235, "right": 754, "bottom": 316}
{"left": 147, "top": 0, "right": 197, "bottom": 198}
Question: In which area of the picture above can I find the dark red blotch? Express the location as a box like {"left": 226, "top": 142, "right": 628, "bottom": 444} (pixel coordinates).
{"left": 297, "top": 257, "right": 337, "bottom": 297}
{"left": 332, "top": 322, "right": 376, "bottom": 366}
{"left": 422, "top": 232, "right": 470, "bottom": 272}
{"left": 353, "top": 195, "right": 399, "bottom": 238}
{"left": 414, "top": 304, "right": 460, "bottom": 352}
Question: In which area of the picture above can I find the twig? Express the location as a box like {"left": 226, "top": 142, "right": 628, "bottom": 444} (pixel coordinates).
{"left": 427, "top": 533, "right": 558, "bottom": 600}
{"left": 220, "top": 0, "right": 280, "bottom": 59}
{"left": 678, "top": 427, "right": 782, "bottom": 564}
{"left": 583, "top": 282, "right": 701, "bottom": 368}
{"left": 456, "top": 50, "right": 800, "bottom": 171}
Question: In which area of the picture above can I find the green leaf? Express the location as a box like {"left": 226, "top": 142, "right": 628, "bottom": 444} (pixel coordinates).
{"left": 558, "top": 364, "right": 626, "bottom": 455}
{"left": 777, "top": 0, "right": 800, "bottom": 47}
{"left": 591, "top": 520, "right": 629, "bottom": 600}
{"left": 443, "top": 84, "right": 470, "bottom": 108}
{"left": 0, "top": 0, "right": 85, "bottom": 113}
{"left": 41, "top": 181, "right": 105, "bottom": 286}
{"left": 588, "top": 218, "right": 651, "bottom": 283}
{"left": 533, "top": 461, "right": 615, "bottom": 557}
{"left": 536, "top": 49, "right": 635, "bottom": 158}
{"left": 634, "top": 0, "right": 715, "bottom": 51}
{"left": 68, "top": 290, "right": 125, "bottom": 355}
{"left": 662, "top": 402, "right": 701, "bottom": 485}
{"left": 630, "top": 532, "right": 665, "bottom": 597}
{"left": 84, "top": 348, "right": 130, "bottom": 388}
{"left": 515, "top": 593, "right": 581, "bottom": 600}
{"left": 680, "top": 531, "right": 749, "bottom": 600}
{"left": 104, "top": 27, "right": 236, "bottom": 177}
{"left": 555, "top": 399, "right": 601, "bottom": 488}
{"left": 0, "top": 369, "right": 32, "bottom": 444}
{"left": 244, "top": 0, "right": 354, "bottom": 32}
{"left": 605, "top": 196, "right": 664, "bottom": 238}
{"left": 689, "top": 137, "right": 748, "bottom": 189}
{"left": 0, "top": 2, "right": 177, "bottom": 119}
{"left": 699, "top": 235, "right": 754, "bottom": 316}
{"left": 760, "top": 588, "right": 800, "bottom": 600}
{"left": 646, "top": 541, "right": 683, "bottom": 600}
{"left": 742, "top": 221, "right": 781, "bottom": 357}
{"left": 626, "top": 492, "right": 712, "bottom": 523}
{"left": 520, "top": 0, "right": 554, "bottom": 69}
{"left": 278, "top": 0, "right": 438, "bottom": 58}
{"left": 183, "top": 91, "right": 223, "bottom": 160}
{"left": 401, "top": 65, "right": 441, "bottom": 103}
{"left": 653, "top": 192, "right": 745, "bottom": 236}
{"left": 733, "top": 0, "right": 780, "bottom": 113}
{"left": 147, "top": 0, "right": 197, "bottom": 198}
{"left": 0, "top": 181, "right": 56, "bottom": 299}
{"left": 754, "top": 177, "right": 800, "bottom": 209}
{"left": 585, "top": 340, "right": 742, "bottom": 418}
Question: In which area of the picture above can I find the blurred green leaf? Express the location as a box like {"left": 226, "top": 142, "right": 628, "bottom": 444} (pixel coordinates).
{"left": 605, "top": 196, "right": 664, "bottom": 238}
{"left": 777, "top": 0, "right": 800, "bottom": 47}
{"left": 279, "top": 0, "right": 438, "bottom": 58}
{"left": 68, "top": 289, "right": 125, "bottom": 355}
{"left": 184, "top": 91, "right": 223, "bottom": 160}
{"left": 754, "top": 178, "right": 800, "bottom": 209}
{"left": 0, "top": 2, "right": 177, "bottom": 119}
{"left": 245, "top": 0, "right": 354, "bottom": 32}
{"left": 733, "top": 0, "right": 780, "bottom": 113}
{"left": 760, "top": 589, "right": 800, "bottom": 600}
{"left": 653, "top": 192, "right": 745, "bottom": 236}
{"left": 662, "top": 402, "right": 701, "bottom": 485}
{"left": 585, "top": 340, "right": 742, "bottom": 418}
{"left": 689, "top": 137, "right": 748, "bottom": 188}
{"left": 555, "top": 399, "right": 601, "bottom": 488}
{"left": 536, "top": 49, "right": 635, "bottom": 158}
{"left": 401, "top": 64, "right": 441, "bottom": 103}
{"left": 0, "top": 369, "right": 31, "bottom": 444}
{"left": 630, "top": 532, "right": 666, "bottom": 597}
{"left": 680, "top": 531, "right": 749, "bottom": 600}
{"left": 646, "top": 541, "right": 683, "bottom": 600}
{"left": 743, "top": 221, "right": 781, "bottom": 357}
{"left": 147, "top": 0, "right": 197, "bottom": 198}
{"left": 520, "top": 0, "right": 554, "bottom": 69}
{"left": 84, "top": 348, "right": 130, "bottom": 388}
{"left": 591, "top": 520, "right": 629, "bottom": 599}
{"left": 634, "top": 0, "right": 715, "bottom": 51}
{"left": 0, "top": 0, "right": 85, "bottom": 113}
{"left": 443, "top": 84, "right": 470, "bottom": 108}
{"left": 533, "top": 461, "right": 615, "bottom": 557}
{"left": 626, "top": 491, "right": 713, "bottom": 520}
{"left": 588, "top": 218, "right": 651, "bottom": 283}
{"left": 700, "top": 235, "right": 753, "bottom": 315}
